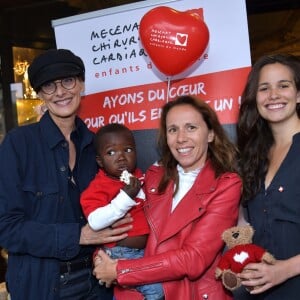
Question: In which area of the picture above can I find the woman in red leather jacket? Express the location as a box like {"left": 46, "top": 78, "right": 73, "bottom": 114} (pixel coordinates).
{"left": 93, "top": 95, "right": 242, "bottom": 300}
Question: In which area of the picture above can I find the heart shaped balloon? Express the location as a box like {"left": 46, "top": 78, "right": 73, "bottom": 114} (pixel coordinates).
{"left": 139, "top": 6, "right": 209, "bottom": 76}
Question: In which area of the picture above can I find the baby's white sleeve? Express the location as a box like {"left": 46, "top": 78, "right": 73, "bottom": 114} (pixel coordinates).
{"left": 87, "top": 189, "right": 137, "bottom": 230}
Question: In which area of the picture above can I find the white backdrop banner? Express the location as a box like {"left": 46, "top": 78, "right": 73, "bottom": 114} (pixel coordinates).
{"left": 52, "top": 0, "right": 251, "bottom": 133}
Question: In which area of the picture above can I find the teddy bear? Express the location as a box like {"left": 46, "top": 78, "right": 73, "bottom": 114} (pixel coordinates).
{"left": 215, "top": 224, "right": 276, "bottom": 291}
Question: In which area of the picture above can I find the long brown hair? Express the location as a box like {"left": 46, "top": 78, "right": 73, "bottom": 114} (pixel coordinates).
{"left": 237, "top": 54, "right": 300, "bottom": 203}
{"left": 157, "top": 95, "right": 238, "bottom": 193}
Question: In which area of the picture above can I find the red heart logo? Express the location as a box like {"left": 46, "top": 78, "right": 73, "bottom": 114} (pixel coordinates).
{"left": 176, "top": 34, "right": 187, "bottom": 46}
{"left": 139, "top": 6, "right": 209, "bottom": 76}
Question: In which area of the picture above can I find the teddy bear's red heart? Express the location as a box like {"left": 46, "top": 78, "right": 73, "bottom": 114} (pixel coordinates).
{"left": 139, "top": 6, "right": 209, "bottom": 76}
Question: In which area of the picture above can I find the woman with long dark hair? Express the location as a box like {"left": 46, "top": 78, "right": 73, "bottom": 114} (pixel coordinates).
{"left": 237, "top": 54, "right": 300, "bottom": 299}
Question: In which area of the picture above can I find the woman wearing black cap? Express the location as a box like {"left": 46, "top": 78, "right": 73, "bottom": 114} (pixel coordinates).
{"left": 0, "top": 49, "right": 130, "bottom": 300}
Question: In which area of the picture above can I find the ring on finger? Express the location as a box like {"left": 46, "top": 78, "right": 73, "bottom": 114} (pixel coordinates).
{"left": 99, "top": 280, "right": 104, "bottom": 285}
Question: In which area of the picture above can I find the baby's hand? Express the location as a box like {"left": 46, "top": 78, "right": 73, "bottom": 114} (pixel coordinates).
{"left": 120, "top": 171, "right": 141, "bottom": 199}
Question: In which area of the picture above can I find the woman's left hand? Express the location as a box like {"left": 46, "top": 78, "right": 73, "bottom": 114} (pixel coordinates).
{"left": 238, "top": 260, "right": 289, "bottom": 294}
{"left": 93, "top": 249, "right": 118, "bottom": 288}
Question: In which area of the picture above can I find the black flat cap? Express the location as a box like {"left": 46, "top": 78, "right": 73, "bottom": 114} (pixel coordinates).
{"left": 28, "top": 48, "right": 85, "bottom": 91}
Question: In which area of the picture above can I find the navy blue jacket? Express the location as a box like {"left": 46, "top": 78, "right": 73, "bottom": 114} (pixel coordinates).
{"left": 0, "top": 112, "right": 98, "bottom": 300}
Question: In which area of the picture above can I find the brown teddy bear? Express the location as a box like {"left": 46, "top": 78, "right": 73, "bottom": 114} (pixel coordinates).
{"left": 215, "top": 224, "right": 276, "bottom": 291}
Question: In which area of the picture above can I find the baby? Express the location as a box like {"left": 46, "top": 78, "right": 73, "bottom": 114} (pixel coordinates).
{"left": 80, "top": 123, "right": 163, "bottom": 300}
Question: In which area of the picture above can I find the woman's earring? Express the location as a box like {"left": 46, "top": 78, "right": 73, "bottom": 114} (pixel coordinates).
{"left": 41, "top": 104, "right": 48, "bottom": 113}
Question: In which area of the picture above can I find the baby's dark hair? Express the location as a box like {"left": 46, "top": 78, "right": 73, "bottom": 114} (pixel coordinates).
{"left": 94, "top": 123, "right": 135, "bottom": 155}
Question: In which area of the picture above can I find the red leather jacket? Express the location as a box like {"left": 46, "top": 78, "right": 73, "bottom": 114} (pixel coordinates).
{"left": 115, "top": 161, "right": 241, "bottom": 300}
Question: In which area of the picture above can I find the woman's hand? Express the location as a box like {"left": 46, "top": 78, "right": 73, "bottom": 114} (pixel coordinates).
{"left": 80, "top": 214, "right": 133, "bottom": 245}
{"left": 238, "top": 260, "right": 291, "bottom": 294}
{"left": 93, "top": 249, "right": 118, "bottom": 288}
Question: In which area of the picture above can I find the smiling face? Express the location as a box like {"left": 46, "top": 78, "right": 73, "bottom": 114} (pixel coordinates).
{"left": 96, "top": 130, "right": 137, "bottom": 179}
{"left": 166, "top": 103, "right": 214, "bottom": 172}
{"left": 256, "top": 63, "right": 300, "bottom": 125}
{"left": 38, "top": 76, "right": 84, "bottom": 122}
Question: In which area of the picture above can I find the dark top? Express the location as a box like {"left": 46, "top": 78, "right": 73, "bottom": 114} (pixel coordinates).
{"left": 235, "top": 132, "right": 300, "bottom": 300}
{"left": 0, "top": 111, "right": 98, "bottom": 300}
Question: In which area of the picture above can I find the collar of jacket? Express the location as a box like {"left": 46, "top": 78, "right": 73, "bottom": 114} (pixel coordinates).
{"left": 39, "top": 111, "right": 94, "bottom": 150}
{"left": 147, "top": 160, "right": 218, "bottom": 195}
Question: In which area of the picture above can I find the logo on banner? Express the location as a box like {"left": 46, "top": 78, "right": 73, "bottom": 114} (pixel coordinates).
{"left": 175, "top": 33, "right": 188, "bottom": 46}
